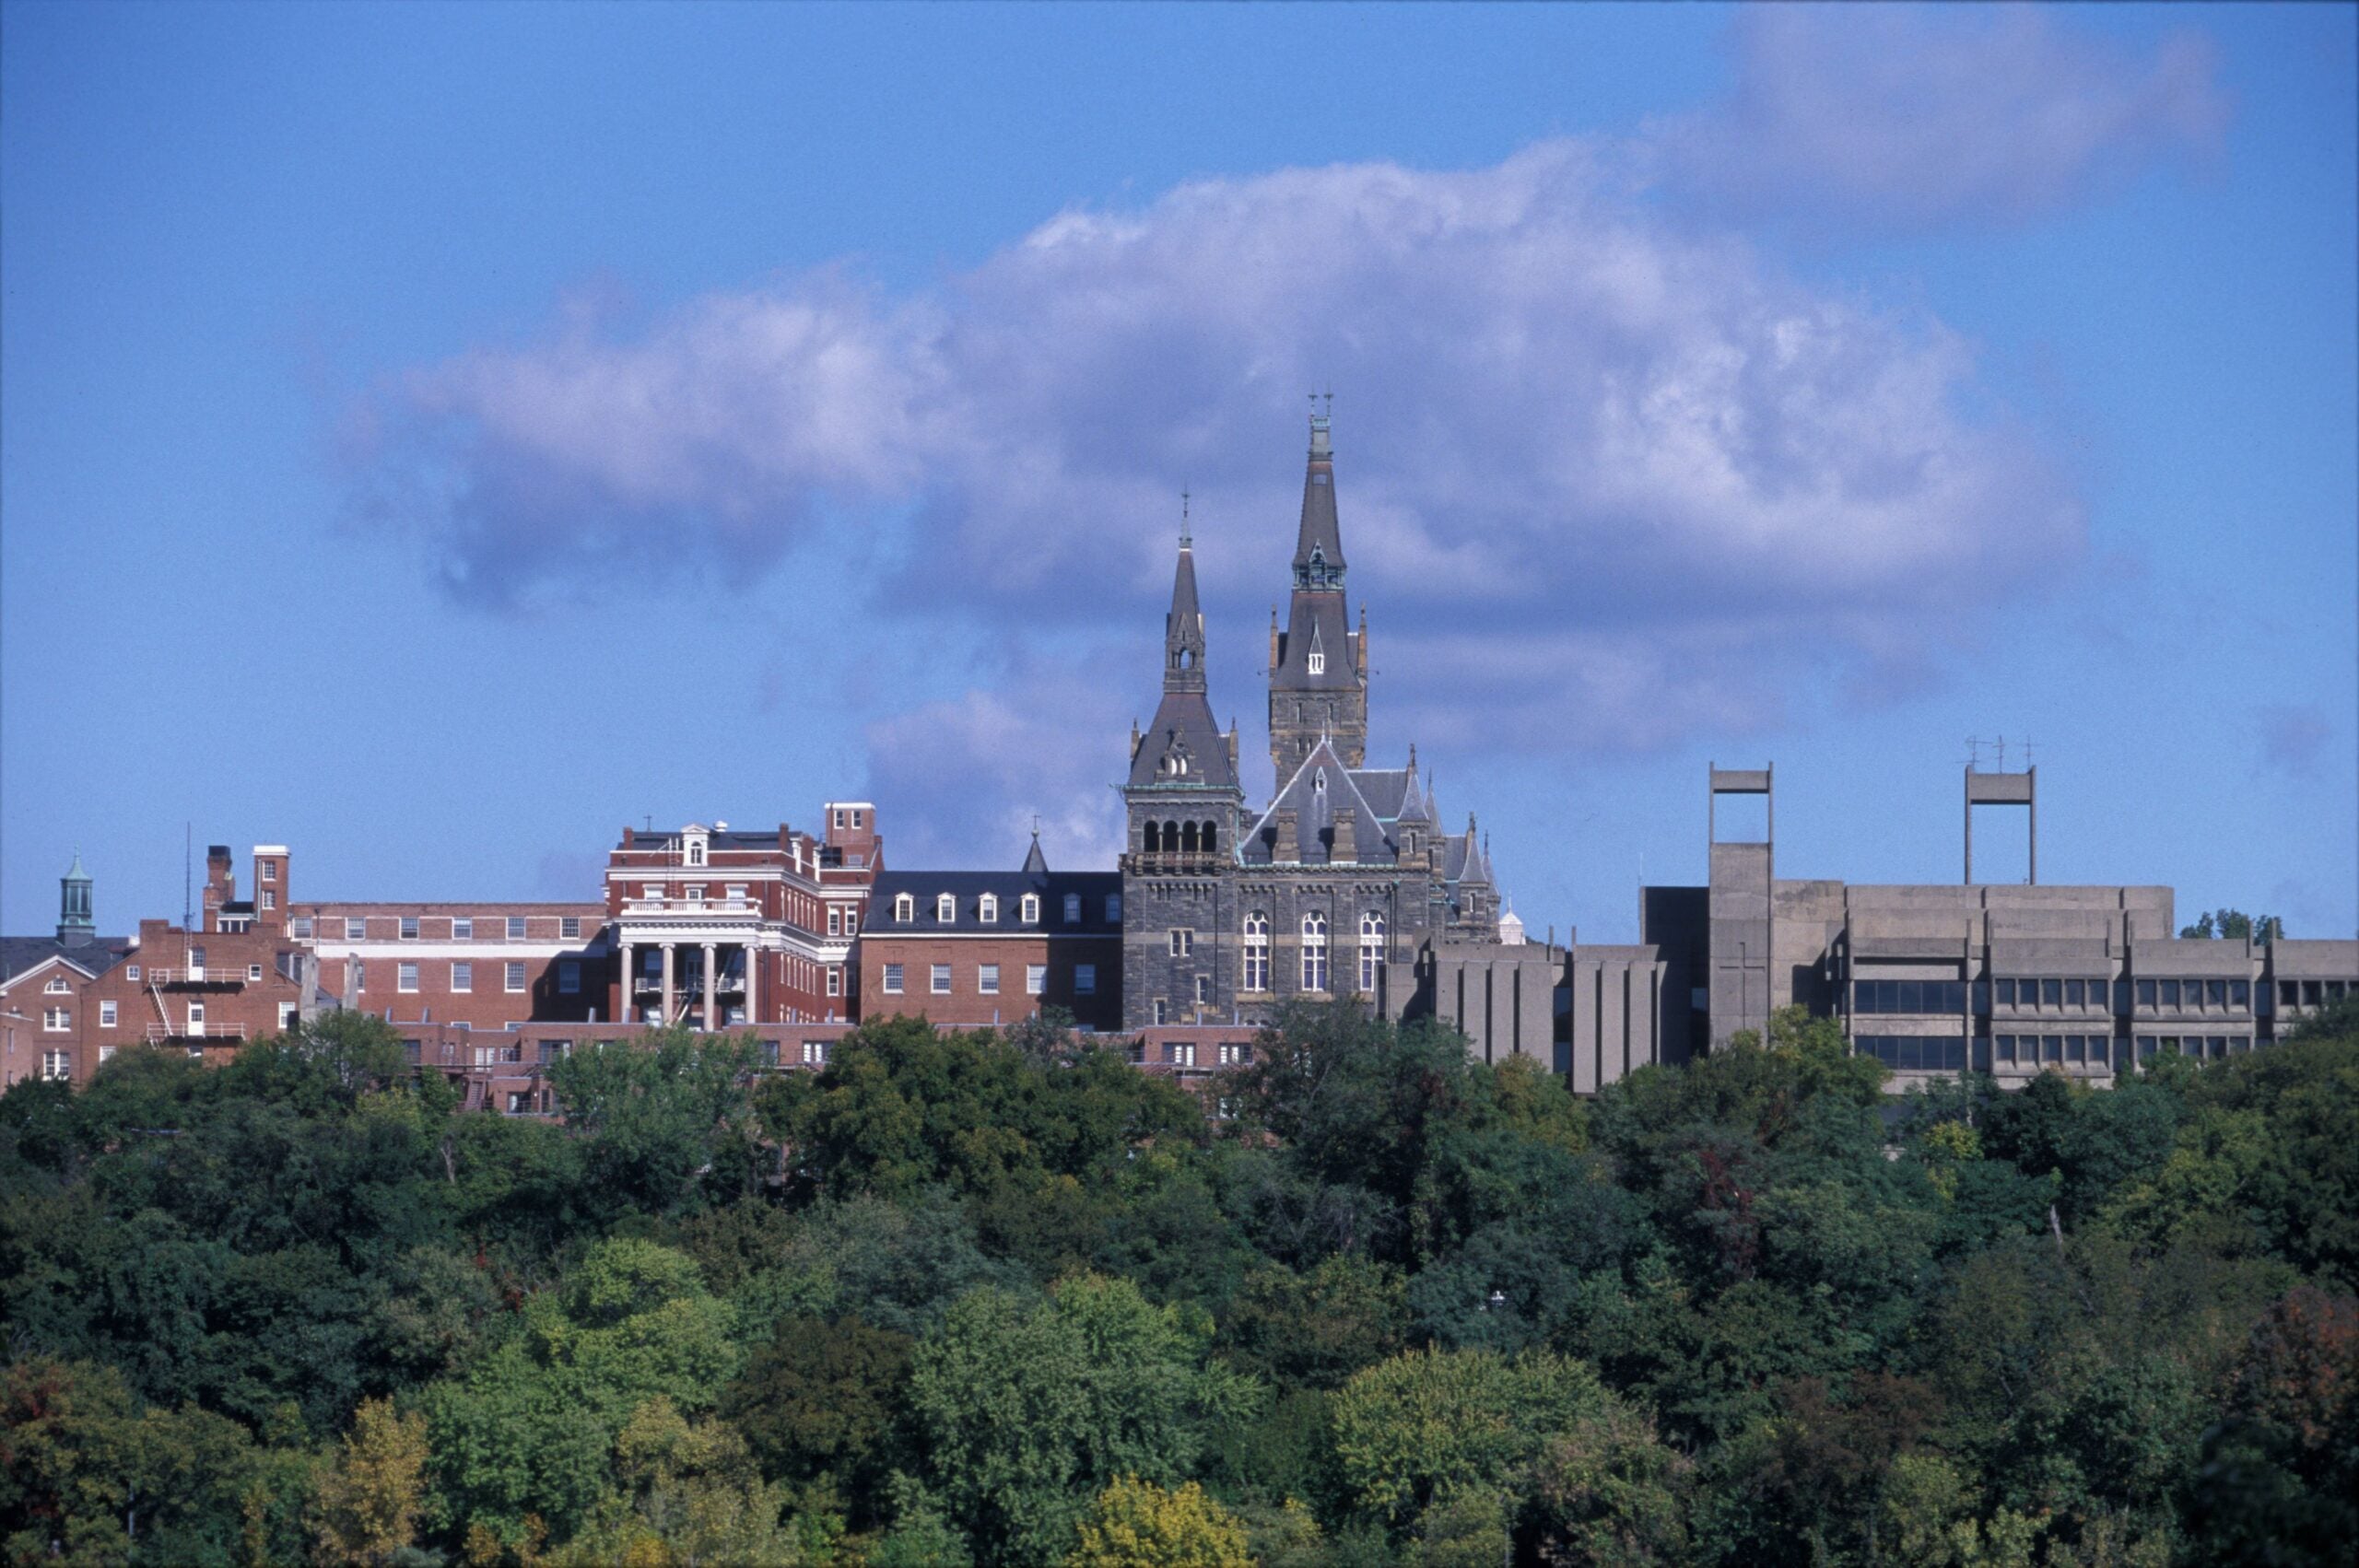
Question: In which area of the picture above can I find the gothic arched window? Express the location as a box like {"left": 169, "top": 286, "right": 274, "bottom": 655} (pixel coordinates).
{"left": 1144, "top": 822, "right": 1161, "bottom": 853}
{"left": 1201, "top": 821, "right": 1217, "bottom": 854}
{"left": 1358, "top": 912, "right": 1386, "bottom": 994}
{"left": 1242, "top": 912, "right": 1270, "bottom": 992}
{"left": 1301, "top": 911, "right": 1330, "bottom": 993}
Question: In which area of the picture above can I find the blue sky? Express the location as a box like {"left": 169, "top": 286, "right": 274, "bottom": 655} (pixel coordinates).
{"left": 4, "top": 2, "right": 2353, "bottom": 945}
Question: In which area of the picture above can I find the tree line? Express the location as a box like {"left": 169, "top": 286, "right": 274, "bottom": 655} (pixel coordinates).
{"left": 2, "top": 997, "right": 2354, "bottom": 1565}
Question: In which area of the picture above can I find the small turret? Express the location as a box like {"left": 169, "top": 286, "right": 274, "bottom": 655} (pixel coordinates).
{"left": 57, "top": 851, "right": 94, "bottom": 946}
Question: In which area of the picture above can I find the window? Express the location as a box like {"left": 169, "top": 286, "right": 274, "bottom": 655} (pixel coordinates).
{"left": 561, "top": 916, "right": 581, "bottom": 940}
{"left": 932, "top": 964, "right": 952, "bottom": 995}
{"left": 979, "top": 965, "right": 1000, "bottom": 995}
{"left": 685, "top": 885, "right": 705, "bottom": 902}
{"left": 43, "top": 976, "right": 67, "bottom": 994}
{"left": 188, "top": 947, "right": 206, "bottom": 979}
{"left": 1301, "top": 911, "right": 1330, "bottom": 992}
{"left": 2229, "top": 979, "right": 2248, "bottom": 1008}
{"left": 1153, "top": 999, "right": 1168, "bottom": 1025}
{"left": 896, "top": 894, "right": 914, "bottom": 922}
{"left": 187, "top": 1001, "right": 205, "bottom": 1036}
{"left": 1854, "top": 1035, "right": 1969, "bottom": 1071}
{"left": 41, "top": 1007, "right": 69, "bottom": 1031}
{"left": 937, "top": 894, "right": 957, "bottom": 922}
{"left": 980, "top": 894, "right": 998, "bottom": 924}
{"left": 1196, "top": 974, "right": 1212, "bottom": 1004}
{"left": 828, "top": 907, "right": 842, "bottom": 936}
{"left": 1021, "top": 894, "right": 1040, "bottom": 924}
{"left": 278, "top": 1003, "right": 298, "bottom": 1032}
{"left": 506, "top": 916, "right": 526, "bottom": 940}
{"left": 397, "top": 962, "right": 420, "bottom": 993}
{"left": 1128, "top": 1040, "right": 1148, "bottom": 1065}
{"left": 1359, "top": 911, "right": 1386, "bottom": 993}
{"left": 1851, "top": 980, "right": 1970, "bottom": 1015}
{"left": 1074, "top": 964, "right": 1097, "bottom": 996}
{"left": 41, "top": 1050, "right": 69, "bottom": 1082}
{"left": 804, "top": 1040, "right": 829, "bottom": 1066}
{"left": 353, "top": 962, "right": 366, "bottom": 992}
{"left": 2161, "top": 979, "right": 2181, "bottom": 1008}
{"left": 506, "top": 962, "right": 527, "bottom": 993}
{"left": 643, "top": 883, "right": 663, "bottom": 900}
{"left": 1064, "top": 894, "right": 1082, "bottom": 923}
{"left": 100, "top": 1000, "right": 116, "bottom": 1027}
{"left": 260, "top": 889, "right": 276, "bottom": 911}
{"left": 346, "top": 918, "right": 367, "bottom": 940}
{"left": 1243, "top": 913, "right": 1271, "bottom": 991}
{"left": 2040, "top": 978, "right": 2061, "bottom": 1008}
{"left": 98, "top": 1046, "right": 116, "bottom": 1064}
{"left": 260, "top": 860, "right": 276, "bottom": 883}
{"left": 2138, "top": 978, "right": 2158, "bottom": 1008}
{"left": 1027, "top": 964, "right": 1046, "bottom": 996}
{"left": 453, "top": 918, "right": 474, "bottom": 941}
{"left": 1172, "top": 1042, "right": 1196, "bottom": 1068}
{"left": 2206, "top": 979, "right": 2227, "bottom": 1008}
{"left": 883, "top": 964, "right": 905, "bottom": 995}
{"left": 248, "top": 963, "right": 264, "bottom": 982}
{"left": 1106, "top": 894, "right": 1121, "bottom": 921}
{"left": 826, "top": 966, "right": 842, "bottom": 998}
{"left": 1219, "top": 1042, "right": 1250, "bottom": 1066}
{"left": 401, "top": 917, "right": 418, "bottom": 941}
{"left": 2064, "top": 978, "right": 2085, "bottom": 1007}
{"left": 1169, "top": 929, "right": 1193, "bottom": 957}
{"left": 844, "top": 907, "right": 859, "bottom": 934}
{"left": 687, "top": 841, "right": 705, "bottom": 867}
{"left": 452, "top": 962, "right": 474, "bottom": 992}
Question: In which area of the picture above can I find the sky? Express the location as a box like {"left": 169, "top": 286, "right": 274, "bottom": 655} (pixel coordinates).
{"left": 3, "top": 2, "right": 2354, "bottom": 947}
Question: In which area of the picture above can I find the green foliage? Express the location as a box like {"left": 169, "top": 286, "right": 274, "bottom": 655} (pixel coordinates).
{"left": 2179, "top": 908, "right": 2283, "bottom": 943}
{"left": 1329, "top": 1345, "right": 1606, "bottom": 1527}
{"left": 1063, "top": 1474, "right": 1251, "bottom": 1568}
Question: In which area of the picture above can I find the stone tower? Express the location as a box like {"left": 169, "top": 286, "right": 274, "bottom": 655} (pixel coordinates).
{"left": 1268, "top": 407, "right": 1367, "bottom": 787}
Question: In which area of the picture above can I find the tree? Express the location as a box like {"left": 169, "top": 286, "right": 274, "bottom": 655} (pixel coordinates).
{"left": 545, "top": 1030, "right": 764, "bottom": 1218}
{"left": 1530, "top": 1402, "right": 1693, "bottom": 1567}
{"left": 1064, "top": 1476, "right": 1251, "bottom": 1568}
{"left": 721, "top": 1312, "right": 913, "bottom": 1510}
{"left": 1329, "top": 1346, "right": 1607, "bottom": 1528}
{"left": 565, "top": 1397, "right": 800, "bottom": 1567}
{"left": 2178, "top": 909, "right": 2283, "bottom": 944}
{"left": 312, "top": 1397, "right": 431, "bottom": 1564}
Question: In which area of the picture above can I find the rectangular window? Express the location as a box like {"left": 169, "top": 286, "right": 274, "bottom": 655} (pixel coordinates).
{"left": 2064, "top": 978, "right": 2085, "bottom": 1007}
{"left": 452, "top": 962, "right": 473, "bottom": 992}
{"left": 126, "top": 965, "right": 139, "bottom": 981}
{"left": 931, "top": 964, "right": 952, "bottom": 994}
{"left": 41, "top": 1008, "right": 68, "bottom": 1031}
{"left": 826, "top": 966, "right": 842, "bottom": 998}
{"left": 2229, "top": 979, "right": 2248, "bottom": 1008}
{"left": 1128, "top": 1041, "right": 1148, "bottom": 1065}
{"left": 1172, "top": 1042, "right": 1195, "bottom": 1068}
{"left": 452, "top": 918, "right": 474, "bottom": 942}
{"left": 401, "top": 917, "right": 418, "bottom": 941}
{"left": 1196, "top": 974, "right": 1213, "bottom": 1004}
{"left": 1169, "top": 929, "right": 1193, "bottom": 957}
{"left": 979, "top": 965, "right": 1000, "bottom": 995}
{"left": 558, "top": 960, "right": 581, "bottom": 994}
{"left": 1021, "top": 895, "right": 1040, "bottom": 924}
{"left": 1026, "top": 964, "right": 1046, "bottom": 996}
{"left": 2304, "top": 980, "right": 2324, "bottom": 1006}
{"left": 937, "top": 894, "right": 957, "bottom": 922}
{"left": 187, "top": 1001, "right": 205, "bottom": 1036}
{"left": 804, "top": 1040, "right": 829, "bottom": 1066}
{"left": 507, "top": 917, "right": 526, "bottom": 940}
{"left": 643, "top": 883, "right": 663, "bottom": 900}
{"left": 561, "top": 916, "right": 581, "bottom": 940}
{"left": 278, "top": 1003, "right": 298, "bottom": 1032}
{"left": 1153, "top": 999, "right": 1168, "bottom": 1025}
{"left": 188, "top": 947, "right": 206, "bottom": 978}
{"left": 506, "top": 961, "right": 527, "bottom": 993}
{"left": 2039, "top": 978, "right": 2061, "bottom": 1008}
{"left": 844, "top": 907, "right": 858, "bottom": 934}
{"left": 1995, "top": 1034, "right": 2015, "bottom": 1062}
{"left": 247, "top": 963, "right": 263, "bottom": 981}
{"left": 100, "top": 1000, "right": 117, "bottom": 1027}
{"left": 725, "top": 884, "right": 747, "bottom": 903}
{"left": 260, "top": 889, "right": 276, "bottom": 910}
{"left": 1106, "top": 895, "right": 1121, "bottom": 921}
{"left": 2206, "top": 979, "right": 2227, "bottom": 1008}
{"left": 41, "top": 1050, "right": 69, "bottom": 1082}
{"left": 346, "top": 918, "right": 367, "bottom": 941}
{"left": 828, "top": 907, "right": 842, "bottom": 936}
{"left": 980, "top": 895, "right": 998, "bottom": 924}
{"left": 2139, "top": 978, "right": 2158, "bottom": 1008}
{"left": 1064, "top": 894, "right": 1082, "bottom": 923}
{"left": 883, "top": 964, "right": 905, "bottom": 994}
{"left": 354, "top": 962, "right": 366, "bottom": 992}
{"left": 1074, "top": 964, "right": 1097, "bottom": 996}
{"left": 260, "top": 860, "right": 276, "bottom": 882}
{"left": 2161, "top": 979, "right": 2181, "bottom": 1008}
{"left": 1219, "top": 1042, "right": 1250, "bottom": 1066}
{"left": 98, "top": 1046, "right": 116, "bottom": 1064}
{"left": 397, "top": 963, "right": 419, "bottom": 992}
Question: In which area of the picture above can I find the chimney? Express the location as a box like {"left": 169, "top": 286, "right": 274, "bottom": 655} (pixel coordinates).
{"left": 1274, "top": 810, "right": 1299, "bottom": 863}
{"left": 203, "top": 845, "right": 234, "bottom": 933}
{"left": 1332, "top": 808, "right": 1357, "bottom": 864}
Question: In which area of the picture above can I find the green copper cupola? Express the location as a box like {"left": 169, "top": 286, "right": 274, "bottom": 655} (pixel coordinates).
{"left": 58, "top": 850, "right": 94, "bottom": 945}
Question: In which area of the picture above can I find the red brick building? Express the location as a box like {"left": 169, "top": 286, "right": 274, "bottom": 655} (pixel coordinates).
{"left": 604, "top": 804, "right": 881, "bottom": 1029}
{"left": 295, "top": 900, "right": 610, "bottom": 1031}
{"left": 859, "top": 837, "right": 1125, "bottom": 1032}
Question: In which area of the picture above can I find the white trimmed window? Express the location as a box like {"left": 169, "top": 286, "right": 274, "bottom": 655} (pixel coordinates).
{"left": 186, "top": 1002, "right": 205, "bottom": 1036}
{"left": 1172, "top": 1042, "right": 1196, "bottom": 1068}
{"left": 1074, "top": 964, "right": 1097, "bottom": 996}
{"left": 1027, "top": 964, "right": 1046, "bottom": 996}
{"left": 558, "top": 960, "right": 581, "bottom": 994}
{"left": 726, "top": 884, "right": 747, "bottom": 903}
{"left": 643, "top": 883, "right": 663, "bottom": 900}
{"left": 1359, "top": 912, "right": 1386, "bottom": 993}
{"left": 346, "top": 918, "right": 366, "bottom": 940}
{"left": 505, "top": 961, "right": 527, "bottom": 993}
{"left": 452, "top": 918, "right": 474, "bottom": 941}
{"left": 188, "top": 947, "right": 206, "bottom": 979}
{"left": 278, "top": 1003, "right": 298, "bottom": 1032}
{"left": 936, "top": 894, "right": 957, "bottom": 922}
{"left": 1021, "top": 894, "right": 1040, "bottom": 924}
{"left": 452, "top": 962, "right": 473, "bottom": 992}
{"left": 41, "top": 1007, "right": 69, "bottom": 1031}
{"left": 353, "top": 962, "right": 366, "bottom": 992}
{"left": 260, "top": 890, "right": 276, "bottom": 910}
{"left": 126, "top": 965, "right": 140, "bottom": 981}
{"left": 1169, "top": 929, "right": 1193, "bottom": 957}
{"left": 1153, "top": 999, "right": 1168, "bottom": 1025}
{"left": 508, "top": 916, "right": 526, "bottom": 940}
{"left": 828, "top": 907, "right": 842, "bottom": 936}
{"left": 1196, "top": 975, "right": 1212, "bottom": 1005}
{"left": 248, "top": 964, "right": 264, "bottom": 982}
{"left": 44, "top": 976, "right": 67, "bottom": 994}
{"left": 100, "top": 1000, "right": 117, "bottom": 1027}
{"left": 844, "top": 907, "right": 859, "bottom": 934}
{"left": 561, "top": 916, "right": 581, "bottom": 940}
{"left": 398, "top": 963, "right": 420, "bottom": 993}
{"left": 1219, "top": 1042, "right": 1250, "bottom": 1066}
{"left": 896, "top": 894, "right": 914, "bottom": 922}
{"left": 980, "top": 894, "right": 998, "bottom": 924}
{"left": 1308, "top": 649, "right": 1325, "bottom": 675}
{"left": 41, "top": 1050, "right": 70, "bottom": 1082}
{"left": 827, "top": 966, "right": 842, "bottom": 998}
{"left": 99, "top": 1046, "right": 117, "bottom": 1064}
{"left": 883, "top": 964, "right": 905, "bottom": 995}
{"left": 979, "top": 964, "right": 1000, "bottom": 995}
{"left": 931, "top": 964, "right": 952, "bottom": 995}
{"left": 400, "top": 917, "right": 418, "bottom": 941}
{"left": 291, "top": 917, "right": 313, "bottom": 939}
{"left": 1301, "top": 911, "right": 1330, "bottom": 992}
{"left": 260, "top": 860, "right": 276, "bottom": 882}
{"left": 803, "top": 1040, "right": 829, "bottom": 1066}
{"left": 1242, "top": 913, "right": 1271, "bottom": 992}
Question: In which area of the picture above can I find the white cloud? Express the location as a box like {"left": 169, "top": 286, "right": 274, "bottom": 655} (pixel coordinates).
{"left": 346, "top": 114, "right": 2104, "bottom": 840}
{"left": 1655, "top": 6, "right": 2227, "bottom": 232}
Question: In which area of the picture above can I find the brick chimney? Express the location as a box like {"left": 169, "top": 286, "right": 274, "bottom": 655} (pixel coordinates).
{"left": 1332, "top": 808, "right": 1358, "bottom": 864}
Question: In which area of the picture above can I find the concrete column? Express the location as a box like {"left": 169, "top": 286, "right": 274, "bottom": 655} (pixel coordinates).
{"left": 701, "top": 942, "right": 717, "bottom": 1032}
{"left": 661, "top": 943, "right": 676, "bottom": 1025}
{"left": 617, "top": 942, "right": 634, "bottom": 1025}
{"left": 745, "top": 944, "right": 762, "bottom": 1025}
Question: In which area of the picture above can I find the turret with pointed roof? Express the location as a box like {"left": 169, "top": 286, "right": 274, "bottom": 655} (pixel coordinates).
{"left": 1129, "top": 526, "right": 1239, "bottom": 792}
{"left": 1269, "top": 405, "right": 1368, "bottom": 784}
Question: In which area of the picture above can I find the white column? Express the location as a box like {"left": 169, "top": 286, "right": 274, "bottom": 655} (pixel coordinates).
{"left": 661, "top": 943, "right": 676, "bottom": 1025}
{"left": 701, "top": 942, "right": 717, "bottom": 1032}
{"left": 745, "top": 944, "right": 762, "bottom": 1025}
{"left": 618, "top": 942, "right": 634, "bottom": 1025}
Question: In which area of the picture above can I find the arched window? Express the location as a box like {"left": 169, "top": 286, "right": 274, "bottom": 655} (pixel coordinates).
{"left": 1163, "top": 820, "right": 1180, "bottom": 851}
{"left": 1181, "top": 821, "right": 1200, "bottom": 854}
{"left": 1201, "top": 821, "right": 1217, "bottom": 854}
{"left": 687, "top": 841, "right": 705, "bottom": 867}
{"left": 1359, "top": 912, "right": 1386, "bottom": 994}
{"left": 1144, "top": 821, "right": 1161, "bottom": 853}
{"left": 1242, "top": 912, "right": 1270, "bottom": 992}
{"left": 1301, "top": 911, "right": 1330, "bottom": 993}
{"left": 894, "top": 894, "right": 913, "bottom": 923}
{"left": 979, "top": 894, "right": 998, "bottom": 924}
{"left": 1020, "top": 893, "right": 1039, "bottom": 924}
{"left": 936, "top": 894, "right": 956, "bottom": 922}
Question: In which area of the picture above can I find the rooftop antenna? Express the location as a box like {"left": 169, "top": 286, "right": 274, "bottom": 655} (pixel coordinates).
{"left": 182, "top": 822, "right": 192, "bottom": 930}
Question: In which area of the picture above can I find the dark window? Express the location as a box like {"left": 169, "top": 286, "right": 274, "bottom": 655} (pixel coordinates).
{"left": 2041, "top": 978, "right": 2062, "bottom": 1008}
{"left": 2229, "top": 979, "right": 2249, "bottom": 1008}
{"left": 2332, "top": 981, "right": 2350, "bottom": 1000}
{"left": 2303, "top": 980, "right": 2323, "bottom": 1006}
{"left": 1996, "top": 1034, "right": 2015, "bottom": 1062}
{"left": 2089, "top": 1036, "right": 2111, "bottom": 1067}
{"left": 2161, "top": 979, "right": 2181, "bottom": 1008}
{"left": 2064, "top": 1035, "right": 2085, "bottom": 1063}
{"left": 2065, "top": 979, "right": 2085, "bottom": 1007}
{"left": 1897, "top": 980, "right": 1923, "bottom": 1013}
{"left": 2137, "top": 1035, "right": 2157, "bottom": 1060}
{"left": 2043, "top": 1035, "right": 2062, "bottom": 1062}
{"left": 2206, "top": 979, "right": 2227, "bottom": 1008}
{"left": 2281, "top": 980, "right": 2300, "bottom": 1006}
{"left": 2138, "top": 978, "right": 2158, "bottom": 1008}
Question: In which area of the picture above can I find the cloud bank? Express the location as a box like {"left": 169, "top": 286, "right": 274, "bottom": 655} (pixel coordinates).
{"left": 340, "top": 9, "right": 2229, "bottom": 858}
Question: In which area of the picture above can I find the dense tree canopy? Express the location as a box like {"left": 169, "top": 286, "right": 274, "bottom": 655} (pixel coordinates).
{"left": 2, "top": 1004, "right": 2353, "bottom": 1564}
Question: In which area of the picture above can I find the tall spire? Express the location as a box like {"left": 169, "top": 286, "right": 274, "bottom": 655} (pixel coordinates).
{"left": 1270, "top": 401, "right": 1367, "bottom": 781}
{"left": 1164, "top": 503, "right": 1206, "bottom": 695}
{"left": 1293, "top": 399, "right": 1345, "bottom": 590}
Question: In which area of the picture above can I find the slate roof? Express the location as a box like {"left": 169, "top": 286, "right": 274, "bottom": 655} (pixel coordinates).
{"left": 869, "top": 869, "right": 1122, "bottom": 935}
{"left": 1, "top": 936, "right": 133, "bottom": 987}
{"left": 1242, "top": 737, "right": 1400, "bottom": 867}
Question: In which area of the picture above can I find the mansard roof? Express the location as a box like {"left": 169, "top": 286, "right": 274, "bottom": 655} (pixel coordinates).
{"left": 869, "top": 868, "right": 1121, "bottom": 934}
{"left": 1129, "top": 690, "right": 1238, "bottom": 791}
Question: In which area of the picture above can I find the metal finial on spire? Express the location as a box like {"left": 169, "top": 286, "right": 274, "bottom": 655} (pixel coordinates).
{"left": 1179, "top": 486, "right": 1191, "bottom": 547}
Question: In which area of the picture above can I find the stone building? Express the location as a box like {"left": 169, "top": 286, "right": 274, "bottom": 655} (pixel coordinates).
{"left": 1121, "top": 412, "right": 1500, "bottom": 1029}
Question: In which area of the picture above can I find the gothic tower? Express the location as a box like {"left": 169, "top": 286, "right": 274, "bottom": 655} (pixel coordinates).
{"left": 1268, "top": 407, "right": 1367, "bottom": 786}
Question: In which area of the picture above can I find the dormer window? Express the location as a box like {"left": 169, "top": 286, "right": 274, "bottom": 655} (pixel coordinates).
{"left": 936, "top": 894, "right": 957, "bottom": 922}
{"left": 979, "top": 894, "right": 998, "bottom": 924}
{"left": 1307, "top": 650, "right": 1324, "bottom": 674}
{"left": 1020, "top": 894, "right": 1040, "bottom": 924}
{"left": 1064, "top": 894, "right": 1082, "bottom": 923}
{"left": 894, "top": 894, "right": 914, "bottom": 923}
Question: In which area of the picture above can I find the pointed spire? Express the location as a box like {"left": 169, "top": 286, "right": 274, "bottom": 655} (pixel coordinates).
{"left": 1294, "top": 398, "right": 1345, "bottom": 589}
{"left": 1022, "top": 826, "right": 1049, "bottom": 876}
{"left": 1163, "top": 518, "right": 1206, "bottom": 695}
